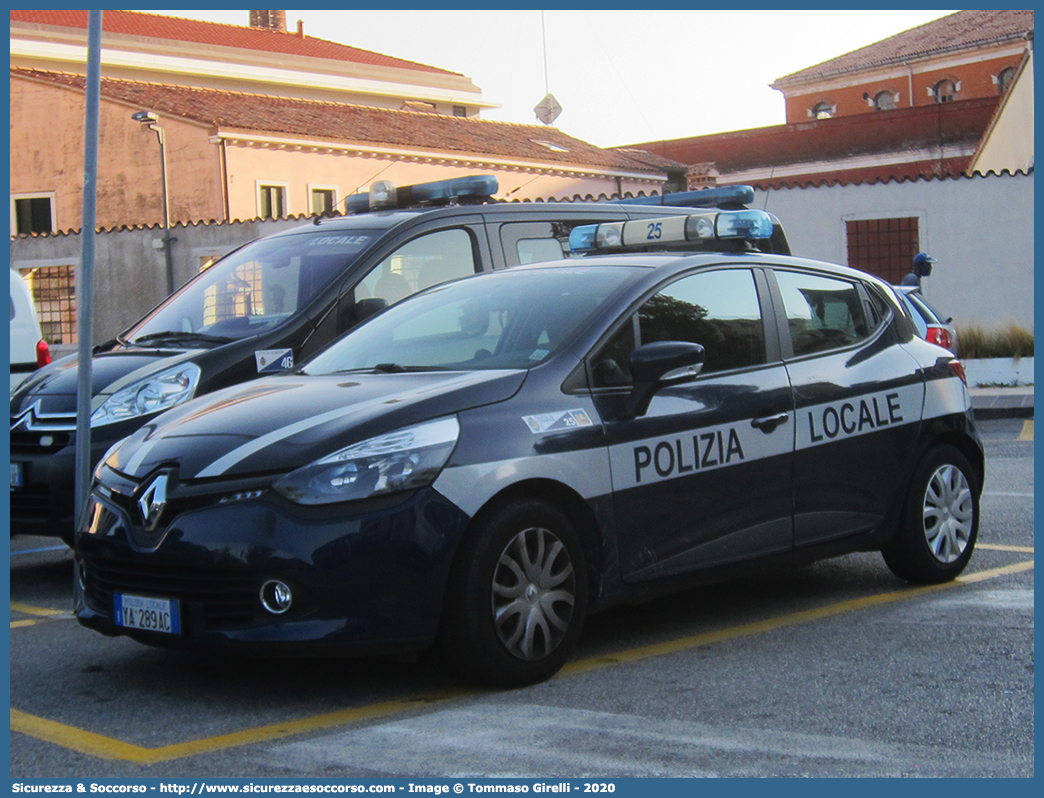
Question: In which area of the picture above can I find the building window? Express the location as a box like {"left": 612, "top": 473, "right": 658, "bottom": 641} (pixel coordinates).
{"left": 845, "top": 217, "right": 920, "bottom": 284}
{"left": 997, "top": 67, "right": 1016, "bottom": 95}
{"left": 12, "top": 194, "right": 56, "bottom": 235}
{"left": 309, "top": 186, "right": 338, "bottom": 216}
{"left": 452, "top": 105, "right": 467, "bottom": 117}
{"left": 531, "top": 139, "right": 569, "bottom": 153}
{"left": 258, "top": 183, "right": 287, "bottom": 219}
{"left": 27, "top": 265, "right": 77, "bottom": 344}
{"left": 812, "top": 102, "right": 835, "bottom": 119}
{"left": 933, "top": 79, "right": 958, "bottom": 103}
{"left": 874, "top": 91, "right": 897, "bottom": 111}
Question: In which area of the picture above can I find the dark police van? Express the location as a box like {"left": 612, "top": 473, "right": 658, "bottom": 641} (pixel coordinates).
{"left": 11, "top": 177, "right": 789, "bottom": 543}
{"left": 74, "top": 206, "right": 982, "bottom": 686}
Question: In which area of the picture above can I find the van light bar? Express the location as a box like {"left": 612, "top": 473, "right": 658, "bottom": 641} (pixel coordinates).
{"left": 344, "top": 175, "right": 499, "bottom": 214}
{"left": 569, "top": 210, "right": 774, "bottom": 253}
{"left": 612, "top": 185, "right": 756, "bottom": 210}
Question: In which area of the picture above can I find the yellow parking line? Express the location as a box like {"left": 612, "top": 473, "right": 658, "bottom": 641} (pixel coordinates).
{"left": 13, "top": 693, "right": 482, "bottom": 764}
{"left": 11, "top": 602, "right": 66, "bottom": 617}
{"left": 954, "top": 559, "right": 1033, "bottom": 583}
{"left": 977, "top": 543, "right": 1034, "bottom": 553}
{"left": 1018, "top": 420, "right": 1033, "bottom": 441}
{"left": 10, "top": 558, "right": 1034, "bottom": 763}
{"left": 561, "top": 559, "right": 1032, "bottom": 678}
{"left": 10, "top": 602, "right": 74, "bottom": 629}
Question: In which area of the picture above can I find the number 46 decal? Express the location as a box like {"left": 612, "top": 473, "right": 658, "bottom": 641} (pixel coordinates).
{"left": 255, "top": 349, "right": 294, "bottom": 373}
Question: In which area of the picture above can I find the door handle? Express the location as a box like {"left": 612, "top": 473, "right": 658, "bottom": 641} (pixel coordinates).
{"left": 751, "top": 412, "right": 789, "bottom": 432}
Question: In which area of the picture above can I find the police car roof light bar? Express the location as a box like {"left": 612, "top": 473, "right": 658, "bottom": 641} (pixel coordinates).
{"left": 568, "top": 209, "right": 775, "bottom": 253}
{"left": 612, "top": 185, "right": 756, "bottom": 210}
{"left": 344, "top": 175, "right": 499, "bottom": 215}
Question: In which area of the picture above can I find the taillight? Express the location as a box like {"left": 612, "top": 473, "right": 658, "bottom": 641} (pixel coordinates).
{"left": 949, "top": 359, "right": 967, "bottom": 385}
{"left": 36, "top": 339, "right": 51, "bottom": 368}
{"left": 926, "top": 326, "right": 954, "bottom": 351}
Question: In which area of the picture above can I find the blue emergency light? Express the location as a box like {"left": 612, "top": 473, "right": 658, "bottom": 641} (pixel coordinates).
{"left": 344, "top": 175, "right": 499, "bottom": 214}
{"left": 568, "top": 209, "right": 775, "bottom": 253}
{"left": 612, "top": 185, "right": 756, "bottom": 210}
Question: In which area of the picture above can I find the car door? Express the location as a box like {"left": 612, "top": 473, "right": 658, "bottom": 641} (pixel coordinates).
{"left": 590, "top": 266, "right": 795, "bottom": 583}
{"left": 769, "top": 268, "right": 924, "bottom": 547}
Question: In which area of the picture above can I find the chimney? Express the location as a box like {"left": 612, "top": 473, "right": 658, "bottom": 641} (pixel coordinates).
{"left": 297, "top": 19, "right": 305, "bottom": 37}
{"left": 249, "top": 11, "right": 287, "bottom": 32}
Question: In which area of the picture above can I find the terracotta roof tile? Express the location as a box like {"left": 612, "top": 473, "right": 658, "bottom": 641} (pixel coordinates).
{"left": 609, "top": 148, "right": 689, "bottom": 171}
{"left": 626, "top": 97, "right": 999, "bottom": 178}
{"left": 12, "top": 68, "right": 661, "bottom": 175}
{"left": 774, "top": 10, "right": 1034, "bottom": 86}
{"left": 9, "top": 9, "right": 459, "bottom": 76}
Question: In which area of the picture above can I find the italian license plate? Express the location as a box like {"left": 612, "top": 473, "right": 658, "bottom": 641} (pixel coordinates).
{"left": 114, "top": 593, "right": 181, "bottom": 635}
{"left": 10, "top": 462, "right": 23, "bottom": 491}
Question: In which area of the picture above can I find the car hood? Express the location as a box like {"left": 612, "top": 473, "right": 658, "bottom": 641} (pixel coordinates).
{"left": 11, "top": 349, "right": 201, "bottom": 415}
{"left": 103, "top": 369, "right": 527, "bottom": 481}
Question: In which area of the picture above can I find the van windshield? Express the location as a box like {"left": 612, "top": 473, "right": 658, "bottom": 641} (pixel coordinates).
{"left": 125, "top": 231, "right": 375, "bottom": 345}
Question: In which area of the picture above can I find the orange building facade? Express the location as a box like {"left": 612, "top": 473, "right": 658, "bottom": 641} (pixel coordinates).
{"left": 772, "top": 10, "right": 1032, "bottom": 124}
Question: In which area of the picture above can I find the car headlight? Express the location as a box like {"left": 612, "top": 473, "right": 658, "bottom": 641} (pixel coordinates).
{"left": 273, "top": 416, "right": 461, "bottom": 506}
{"left": 90, "top": 362, "right": 201, "bottom": 426}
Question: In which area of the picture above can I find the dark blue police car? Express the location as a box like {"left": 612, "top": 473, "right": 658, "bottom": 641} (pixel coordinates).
{"left": 75, "top": 207, "right": 983, "bottom": 686}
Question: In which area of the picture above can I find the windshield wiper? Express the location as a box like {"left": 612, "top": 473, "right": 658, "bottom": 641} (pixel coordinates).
{"left": 130, "top": 331, "right": 234, "bottom": 347}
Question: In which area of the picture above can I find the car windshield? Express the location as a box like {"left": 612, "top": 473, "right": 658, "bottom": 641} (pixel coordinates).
{"left": 125, "top": 230, "right": 375, "bottom": 345}
{"left": 303, "top": 266, "right": 640, "bottom": 374}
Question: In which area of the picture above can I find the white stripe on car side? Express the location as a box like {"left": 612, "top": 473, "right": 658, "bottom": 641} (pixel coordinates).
{"left": 434, "top": 448, "right": 613, "bottom": 518}
{"left": 923, "top": 374, "right": 973, "bottom": 419}
{"left": 435, "top": 376, "right": 970, "bottom": 515}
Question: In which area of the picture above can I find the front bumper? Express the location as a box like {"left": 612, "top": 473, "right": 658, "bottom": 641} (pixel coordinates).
{"left": 9, "top": 421, "right": 138, "bottom": 538}
{"left": 74, "top": 485, "right": 471, "bottom": 655}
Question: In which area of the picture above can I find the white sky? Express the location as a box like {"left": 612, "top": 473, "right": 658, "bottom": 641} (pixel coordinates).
{"left": 140, "top": 9, "right": 956, "bottom": 148}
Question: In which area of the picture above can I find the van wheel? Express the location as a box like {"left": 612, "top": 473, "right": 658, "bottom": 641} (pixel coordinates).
{"left": 439, "top": 499, "right": 587, "bottom": 687}
{"left": 882, "top": 445, "right": 979, "bottom": 584}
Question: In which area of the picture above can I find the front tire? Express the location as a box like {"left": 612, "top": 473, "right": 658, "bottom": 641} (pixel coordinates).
{"left": 882, "top": 445, "right": 979, "bottom": 584}
{"left": 439, "top": 499, "right": 588, "bottom": 687}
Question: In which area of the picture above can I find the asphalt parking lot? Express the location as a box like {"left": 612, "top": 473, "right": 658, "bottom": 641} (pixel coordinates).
{"left": 9, "top": 418, "right": 1033, "bottom": 778}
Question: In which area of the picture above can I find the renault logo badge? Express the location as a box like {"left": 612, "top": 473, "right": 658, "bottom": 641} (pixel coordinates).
{"left": 138, "top": 474, "right": 169, "bottom": 532}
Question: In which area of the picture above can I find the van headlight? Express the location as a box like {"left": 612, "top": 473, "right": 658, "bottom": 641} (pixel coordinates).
{"left": 90, "top": 362, "right": 201, "bottom": 426}
{"left": 273, "top": 417, "right": 460, "bottom": 505}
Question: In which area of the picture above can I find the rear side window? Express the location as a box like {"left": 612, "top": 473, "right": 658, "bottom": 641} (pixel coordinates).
{"left": 499, "top": 222, "right": 577, "bottom": 266}
{"left": 775, "top": 271, "right": 871, "bottom": 357}
{"left": 356, "top": 228, "right": 477, "bottom": 306}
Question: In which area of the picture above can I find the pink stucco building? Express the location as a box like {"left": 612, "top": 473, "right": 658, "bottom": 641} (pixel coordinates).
{"left": 10, "top": 10, "right": 669, "bottom": 234}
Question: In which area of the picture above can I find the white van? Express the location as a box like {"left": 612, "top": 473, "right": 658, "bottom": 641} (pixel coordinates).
{"left": 10, "top": 269, "right": 50, "bottom": 391}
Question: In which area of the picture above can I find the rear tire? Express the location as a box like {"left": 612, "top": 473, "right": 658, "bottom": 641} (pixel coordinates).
{"left": 438, "top": 498, "right": 587, "bottom": 687}
{"left": 882, "top": 445, "right": 979, "bottom": 584}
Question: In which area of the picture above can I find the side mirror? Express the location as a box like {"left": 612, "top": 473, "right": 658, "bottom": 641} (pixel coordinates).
{"left": 625, "top": 341, "right": 705, "bottom": 418}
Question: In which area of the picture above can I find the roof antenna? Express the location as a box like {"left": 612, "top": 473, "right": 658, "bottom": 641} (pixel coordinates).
{"left": 533, "top": 11, "right": 562, "bottom": 126}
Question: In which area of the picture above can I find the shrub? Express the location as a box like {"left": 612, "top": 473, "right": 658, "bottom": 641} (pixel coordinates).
{"left": 957, "top": 324, "right": 1034, "bottom": 359}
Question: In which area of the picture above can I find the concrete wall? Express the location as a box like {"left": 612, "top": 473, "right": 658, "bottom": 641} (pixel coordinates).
{"left": 754, "top": 171, "right": 1034, "bottom": 331}
{"left": 11, "top": 171, "right": 1033, "bottom": 345}
{"left": 9, "top": 217, "right": 304, "bottom": 344}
